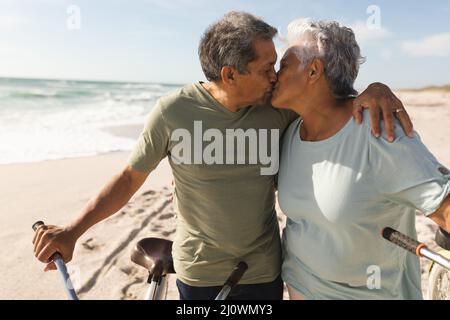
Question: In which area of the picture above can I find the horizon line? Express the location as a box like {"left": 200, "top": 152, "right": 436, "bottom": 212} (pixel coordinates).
{"left": 1, "top": 75, "right": 449, "bottom": 92}
{"left": 0, "top": 75, "right": 187, "bottom": 87}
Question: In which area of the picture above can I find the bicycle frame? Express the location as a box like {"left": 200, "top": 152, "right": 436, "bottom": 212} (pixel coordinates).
{"left": 143, "top": 261, "right": 248, "bottom": 300}
{"left": 145, "top": 274, "right": 169, "bottom": 300}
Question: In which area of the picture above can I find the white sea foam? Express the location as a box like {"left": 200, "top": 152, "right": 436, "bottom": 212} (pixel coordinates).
{"left": 0, "top": 78, "right": 181, "bottom": 164}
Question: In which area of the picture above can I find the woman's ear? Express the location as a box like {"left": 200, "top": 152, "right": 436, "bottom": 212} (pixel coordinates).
{"left": 308, "top": 58, "right": 325, "bottom": 83}
{"left": 220, "top": 66, "right": 236, "bottom": 85}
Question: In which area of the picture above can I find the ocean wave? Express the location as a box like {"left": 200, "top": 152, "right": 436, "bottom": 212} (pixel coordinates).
{"left": 0, "top": 77, "right": 183, "bottom": 164}
{"left": 121, "top": 83, "right": 166, "bottom": 90}
{"left": 0, "top": 125, "right": 137, "bottom": 165}
{"left": 5, "top": 89, "right": 98, "bottom": 99}
{"left": 1, "top": 83, "right": 176, "bottom": 101}
{"left": 106, "top": 91, "right": 161, "bottom": 102}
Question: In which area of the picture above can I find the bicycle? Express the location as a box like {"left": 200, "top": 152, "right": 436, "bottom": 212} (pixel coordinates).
{"left": 428, "top": 228, "right": 450, "bottom": 300}
{"left": 382, "top": 226, "right": 450, "bottom": 300}
{"left": 35, "top": 219, "right": 449, "bottom": 300}
{"left": 32, "top": 221, "right": 248, "bottom": 300}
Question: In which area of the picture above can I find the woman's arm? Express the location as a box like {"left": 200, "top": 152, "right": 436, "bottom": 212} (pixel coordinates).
{"left": 368, "top": 119, "right": 450, "bottom": 232}
{"left": 429, "top": 193, "right": 450, "bottom": 233}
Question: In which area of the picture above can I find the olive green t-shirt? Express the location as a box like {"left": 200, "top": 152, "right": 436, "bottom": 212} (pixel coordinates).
{"left": 128, "top": 82, "right": 297, "bottom": 286}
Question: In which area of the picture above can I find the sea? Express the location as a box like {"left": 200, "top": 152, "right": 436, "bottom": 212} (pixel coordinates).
{"left": 0, "top": 77, "right": 182, "bottom": 164}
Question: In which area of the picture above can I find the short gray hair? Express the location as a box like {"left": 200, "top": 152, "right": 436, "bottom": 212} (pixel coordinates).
{"left": 199, "top": 11, "right": 278, "bottom": 81}
{"left": 286, "top": 18, "right": 365, "bottom": 98}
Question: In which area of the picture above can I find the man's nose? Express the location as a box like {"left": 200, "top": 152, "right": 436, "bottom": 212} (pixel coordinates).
{"left": 269, "top": 70, "right": 277, "bottom": 84}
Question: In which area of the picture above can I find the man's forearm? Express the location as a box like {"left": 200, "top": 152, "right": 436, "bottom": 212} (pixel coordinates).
{"left": 66, "top": 168, "right": 145, "bottom": 240}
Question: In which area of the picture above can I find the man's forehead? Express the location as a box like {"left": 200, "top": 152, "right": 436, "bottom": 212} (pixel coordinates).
{"left": 253, "top": 39, "right": 277, "bottom": 64}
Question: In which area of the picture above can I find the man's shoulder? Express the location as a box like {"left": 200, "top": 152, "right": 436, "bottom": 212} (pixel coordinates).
{"left": 251, "top": 105, "right": 298, "bottom": 130}
{"left": 157, "top": 83, "right": 197, "bottom": 108}
{"left": 251, "top": 104, "right": 295, "bottom": 117}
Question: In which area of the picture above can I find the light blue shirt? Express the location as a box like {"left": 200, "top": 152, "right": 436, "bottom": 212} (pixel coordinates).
{"left": 278, "top": 110, "right": 450, "bottom": 300}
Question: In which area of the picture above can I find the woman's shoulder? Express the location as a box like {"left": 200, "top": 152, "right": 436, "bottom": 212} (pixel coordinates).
{"left": 282, "top": 117, "right": 302, "bottom": 141}
{"left": 359, "top": 109, "right": 438, "bottom": 175}
{"left": 359, "top": 109, "right": 415, "bottom": 144}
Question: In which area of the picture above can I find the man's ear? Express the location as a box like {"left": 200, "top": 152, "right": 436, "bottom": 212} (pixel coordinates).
{"left": 220, "top": 66, "right": 236, "bottom": 85}
{"left": 308, "top": 58, "right": 325, "bottom": 83}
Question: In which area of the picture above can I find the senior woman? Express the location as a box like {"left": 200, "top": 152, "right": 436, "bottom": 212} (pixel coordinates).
{"left": 271, "top": 18, "right": 450, "bottom": 300}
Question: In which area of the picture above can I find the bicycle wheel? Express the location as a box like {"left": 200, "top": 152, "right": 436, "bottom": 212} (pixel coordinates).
{"left": 427, "top": 264, "right": 450, "bottom": 300}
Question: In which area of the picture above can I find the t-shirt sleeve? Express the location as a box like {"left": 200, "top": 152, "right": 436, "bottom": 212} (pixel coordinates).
{"left": 369, "top": 124, "right": 450, "bottom": 216}
{"left": 127, "top": 101, "right": 170, "bottom": 172}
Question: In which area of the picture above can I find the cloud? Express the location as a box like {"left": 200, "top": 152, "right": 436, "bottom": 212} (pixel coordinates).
{"left": 349, "top": 20, "right": 392, "bottom": 44}
{"left": 380, "top": 48, "right": 393, "bottom": 60}
{"left": 400, "top": 33, "right": 450, "bottom": 57}
{"left": 0, "top": 14, "right": 27, "bottom": 30}
{"left": 143, "top": 0, "right": 204, "bottom": 10}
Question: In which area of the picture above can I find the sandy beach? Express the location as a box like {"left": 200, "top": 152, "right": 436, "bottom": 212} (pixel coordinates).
{"left": 1, "top": 90, "right": 449, "bottom": 300}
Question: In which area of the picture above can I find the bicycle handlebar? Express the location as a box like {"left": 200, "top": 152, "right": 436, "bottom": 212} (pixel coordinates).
{"left": 382, "top": 227, "right": 426, "bottom": 256}
{"left": 32, "top": 220, "right": 64, "bottom": 260}
{"left": 32, "top": 220, "right": 78, "bottom": 300}
{"left": 382, "top": 227, "right": 450, "bottom": 271}
{"left": 32, "top": 220, "right": 45, "bottom": 232}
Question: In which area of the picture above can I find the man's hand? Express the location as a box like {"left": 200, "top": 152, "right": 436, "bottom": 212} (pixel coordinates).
{"left": 32, "top": 224, "right": 77, "bottom": 272}
{"left": 352, "top": 82, "right": 414, "bottom": 142}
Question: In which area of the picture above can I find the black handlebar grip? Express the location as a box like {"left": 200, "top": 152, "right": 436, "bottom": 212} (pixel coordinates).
{"left": 32, "top": 221, "right": 45, "bottom": 232}
{"left": 382, "top": 227, "right": 425, "bottom": 256}
{"left": 32, "top": 220, "right": 62, "bottom": 262}
{"left": 224, "top": 261, "right": 248, "bottom": 288}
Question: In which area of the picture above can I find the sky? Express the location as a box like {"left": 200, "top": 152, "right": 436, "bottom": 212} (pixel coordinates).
{"left": 0, "top": 0, "right": 449, "bottom": 89}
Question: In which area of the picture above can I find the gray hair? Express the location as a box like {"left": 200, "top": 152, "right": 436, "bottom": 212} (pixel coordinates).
{"left": 286, "top": 18, "right": 365, "bottom": 98}
{"left": 199, "top": 11, "right": 278, "bottom": 81}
